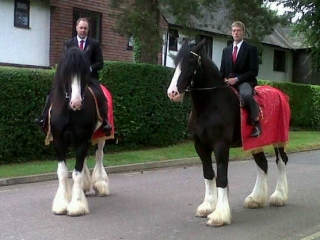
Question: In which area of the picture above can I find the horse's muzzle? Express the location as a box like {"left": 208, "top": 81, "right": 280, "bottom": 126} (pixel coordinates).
{"left": 168, "top": 91, "right": 184, "bottom": 102}
{"left": 70, "top": 99, "right": 82, "bottom": 110}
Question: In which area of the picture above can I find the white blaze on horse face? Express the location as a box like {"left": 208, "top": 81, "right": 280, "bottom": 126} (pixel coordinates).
{"left": 167, "top": 62, "right": 184, "bottom": 102}
{"left": 69, "top": 75, "right": 82, "bottom": 110}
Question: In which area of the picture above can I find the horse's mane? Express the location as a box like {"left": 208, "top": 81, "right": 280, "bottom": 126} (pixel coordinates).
{"left": 52, "top": 47, "right": 91, "bottom": 109}
{"left": 174, "top": 41, "right": 195, "bottom": 71}
{"left": 54, "top": 47, "right": 91, "bottom": 87}
{"left": 175, "top": 40, "right": 224, "bottom": 85}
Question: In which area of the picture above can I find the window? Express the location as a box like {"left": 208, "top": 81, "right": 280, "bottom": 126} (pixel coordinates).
{"left": 168, "top": 29, "right": 179, "bottom": 51}
{"left": 127, "top": 36, "right": 134, "bottom": 50}
{"left": 14, "top": 0, "right": 30, "bottom": 28}
{"left": 73, "top": 8, "right": 102, "bottom": 43}
{"left": 273, "top": 50, "right": 286, "bottom": 72}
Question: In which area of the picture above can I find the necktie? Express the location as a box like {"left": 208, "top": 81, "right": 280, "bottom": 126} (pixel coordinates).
{"left": 79, "top": 40, "right": 84, "bottom": 50}
{"left": 232, "top": 45, "right": 238, "bottom": 63}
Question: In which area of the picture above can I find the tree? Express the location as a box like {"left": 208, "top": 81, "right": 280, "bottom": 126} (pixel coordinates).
{"left": 266, "top": 0, "right": 320, "bottom": 70}
{"left": 110, "top": 0, "right": 286, "bottom": 64}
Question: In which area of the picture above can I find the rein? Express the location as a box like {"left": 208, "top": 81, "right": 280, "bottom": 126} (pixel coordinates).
{"left": 187, "top": 51, "right": 228, "bottom": 92}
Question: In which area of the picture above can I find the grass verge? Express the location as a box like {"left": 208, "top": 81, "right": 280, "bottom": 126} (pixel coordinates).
{"left": 0, "top": 131, "right": 319, "bottom": 179}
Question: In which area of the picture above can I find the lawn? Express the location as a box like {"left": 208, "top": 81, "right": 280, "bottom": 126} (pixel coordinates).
{"left": 0, "top": 131, "right": 319, "bottom": 179}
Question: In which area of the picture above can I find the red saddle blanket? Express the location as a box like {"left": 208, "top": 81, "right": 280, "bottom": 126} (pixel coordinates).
{"left": 45, "top": 84, "right": 114, "bottom": 145}
{"left": 92, "top": 84, "right": 115, "bottom": 142}
{"left": 241, "top": 86, "right": 290, "bottom": 151}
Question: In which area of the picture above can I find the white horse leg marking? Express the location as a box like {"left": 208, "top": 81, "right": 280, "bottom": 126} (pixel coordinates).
{"left": 245, "top": 166, "right": 268, "bottom": 208}
{"left": 92, "top": 139, "right": 110, "bottom": 196}
{"left": 69, "top": 75, "right": 82, "bottom": 110}
{"left": 67, "top": 170, "right": 89, "bottom": 216}
{"left": 207, "top": 187, "right": 231, "bottom": 227}
{"left": 270, "top": 158, "right": 288, "bottom": 206}
{"left": 82, "top": 158, "right": 91, "bottom": 194}
{"left": 196, "top": 179, "right": 217, "bottom": 217}
{"left": 167, "top": 63, "right": 184, "bottom": 102}
{"left": 52, "top": 161, "right": 71, "bottom": 215}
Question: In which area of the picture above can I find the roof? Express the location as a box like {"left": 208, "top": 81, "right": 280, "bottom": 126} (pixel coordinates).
{"left": 262, "top": 25, "right": 308, "bottom": 49}
{"left": 161, "top": 5, "right": 307, "bottom": 50}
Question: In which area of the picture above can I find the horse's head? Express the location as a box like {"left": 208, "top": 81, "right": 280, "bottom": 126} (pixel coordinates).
{"left": 54, "top": 47, "right": 90, "bottom": 110}
{"left": 167, "top": 38, "right": 206, "bottom": 102}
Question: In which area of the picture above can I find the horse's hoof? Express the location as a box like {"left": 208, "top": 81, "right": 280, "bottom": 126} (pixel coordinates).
{"left": 206, "top": 218, "right": 229, "bottom": 227}
{"left": 93, "top": 181, "right": 110, "bottom": 196}
{"left": 244, "top": 196, "right": 265, "bottom": 209}
{"left": 67, "top": 208, "right": 89, "bottom": 216}
{"left": 67, "top": 202, "right": 89, "bottom": 216}
{"left": 52, "top": 210, "right": 67, "bottom": 215}
{"left": 196, "top": 201, "right": 215, "bottom": 218}
{"left": 207, "top": 209, "right": 231, "bottom": 227}
{"left": 269, "top": 196, "right": 287, "bottom": 207}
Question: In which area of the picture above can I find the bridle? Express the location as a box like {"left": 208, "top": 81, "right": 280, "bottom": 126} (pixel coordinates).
{"left": 186, "top": 51, "right": 228, "bottom": 92}
{"left": 64, "top": 82, "right": 86, "bottom": 101}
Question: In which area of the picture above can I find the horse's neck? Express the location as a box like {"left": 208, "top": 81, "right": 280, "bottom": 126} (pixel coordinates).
{"left": 191, "top": 57, "right": 229, "bottom": 113}
{"left": 197, "top": 55, "right": 225, "bottom": 88}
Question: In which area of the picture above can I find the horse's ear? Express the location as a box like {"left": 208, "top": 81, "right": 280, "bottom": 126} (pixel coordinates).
{"left": 182, "top": 38, "right": 189, "bottom": 46}
{"left": 199, "top": 38, "right": 206, "bottom": 47}
{"left": 194, "top": 38, "right": 206, "bottom": 53}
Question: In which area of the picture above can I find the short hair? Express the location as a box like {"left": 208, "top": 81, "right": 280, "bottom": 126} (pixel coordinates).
{"left": 231, "top": 21, "right": 245, "bottom": 32}
{"left": 76, "top": 17, "right": 90, "bottom": 27}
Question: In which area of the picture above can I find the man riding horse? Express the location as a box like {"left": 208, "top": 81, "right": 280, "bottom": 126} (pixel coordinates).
{"left": 35, "top": 17, "right": 111, "bottom": 135}
{"left": 220, "top": 21, "right": 261, "bottom": 137}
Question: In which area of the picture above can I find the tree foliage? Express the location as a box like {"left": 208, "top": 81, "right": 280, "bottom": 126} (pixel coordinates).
{"left": 266, "top": 0, "right": 320, "bottom": 70}
{"left": 110, "top": 0, "right": 287, "bottom": 64}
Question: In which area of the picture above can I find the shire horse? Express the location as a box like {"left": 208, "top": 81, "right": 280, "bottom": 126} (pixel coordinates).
{"left": 49, "top": 47, "right": 110, "bottom": 216}
{"left": 167, "top": 39, "right": 290, "bottom": 226}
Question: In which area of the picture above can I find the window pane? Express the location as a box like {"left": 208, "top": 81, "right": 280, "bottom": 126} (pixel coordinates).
{"left": 14, "top": 0, "right": 30, "bottom": 28}
{"left": 274, "top": 50, "right": 286, "bottom": 72}
{"left": 168, "top": 29, "right": 178, "bottom": 51}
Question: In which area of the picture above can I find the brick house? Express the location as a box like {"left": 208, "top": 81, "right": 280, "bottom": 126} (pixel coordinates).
{"left": 2, "top": 0, "right": 319, "bottom": 84}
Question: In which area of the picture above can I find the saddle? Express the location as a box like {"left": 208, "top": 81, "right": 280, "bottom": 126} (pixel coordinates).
{"left": 45, "top": 85, "right": 114, "bottom": 146}
{"left": 230, "top": 86, "right": 257, "bottom": 107}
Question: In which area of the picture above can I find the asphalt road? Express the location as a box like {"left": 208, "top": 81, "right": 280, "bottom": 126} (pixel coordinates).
{"left": 1, "top": 150, "right": 320, "bottom": 240}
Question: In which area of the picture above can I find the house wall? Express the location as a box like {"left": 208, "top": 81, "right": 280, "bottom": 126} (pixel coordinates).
{"left": 1, "top": 0, "right": 50, "bottom": 67}
{"left": 163, "top": 33, "right": 293, "bottom": 83}
{"left": 259, "top": 46, "right": 293, "bottom": 83}
{"left": 50, "top": 0, "right": 134, "bottom": 67}
{"left": 162, "top": 35, "right": 228, "bottom": 69}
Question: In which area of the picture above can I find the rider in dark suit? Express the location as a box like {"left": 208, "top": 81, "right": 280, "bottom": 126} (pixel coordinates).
{"left": 35, "top": 17, "right": 111, "bottom": 135}
{"left": 220, "top": 21, "right": 261, "bottom": 137}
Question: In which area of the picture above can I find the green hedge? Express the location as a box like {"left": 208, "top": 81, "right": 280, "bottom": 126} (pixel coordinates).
{"left": 0, "top": 63, "right": 320, "bottom": 164}
{"left": 259, "top": 80, "right": 320, "bottom": 130}
{"left": 100, "top": 62, "right": 190, "bottom": 149}
{"left": 0, "top": 63, "right": 190, "bottom": 164}
{"left": 0, "top": 67, "right": 55, "bottom": 163}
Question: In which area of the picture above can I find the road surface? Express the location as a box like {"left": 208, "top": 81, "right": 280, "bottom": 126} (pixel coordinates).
{"left": 1, "top": 150, "right": 320, "bottom": 240}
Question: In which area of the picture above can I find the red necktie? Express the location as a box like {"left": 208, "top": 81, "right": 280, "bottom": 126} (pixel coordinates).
{"left": 232, "top": 45, "right": 238, "bottom": 63}
{"left": 79, "top": 40, "right": 84, "bottom": 50}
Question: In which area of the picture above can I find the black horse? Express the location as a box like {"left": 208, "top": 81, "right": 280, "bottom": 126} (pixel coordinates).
{"left": 48, "top": 47, "right": 110, "bottom": 216}
{"left": 167, "top": 39, "right": 290, "bottom": 226}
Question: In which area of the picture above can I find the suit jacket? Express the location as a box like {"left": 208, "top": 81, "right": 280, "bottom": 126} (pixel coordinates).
{"left": 64, "top": 37, "right": 104, "bottom": 80}
{"left": 220, "top": 41, "right": 259, "bottom": 88}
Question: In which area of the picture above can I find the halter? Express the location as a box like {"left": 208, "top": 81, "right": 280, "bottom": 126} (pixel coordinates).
{"left": 187, "top": 51, "right": 227, "bottom": 92}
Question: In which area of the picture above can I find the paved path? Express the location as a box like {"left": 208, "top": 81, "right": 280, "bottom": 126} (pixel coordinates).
{"left": 0, "top": 150, "right": 320, "bottom": 240}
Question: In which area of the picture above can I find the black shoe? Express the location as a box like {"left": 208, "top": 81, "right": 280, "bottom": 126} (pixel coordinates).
{"left": 35, "top": 116, "right": 45, "bottom": 127}
{"left": 102, "top": 121, "right": 112, "bottom": 136}
{"left": 250, "top": 124, "right": 261, "bottom": 137}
